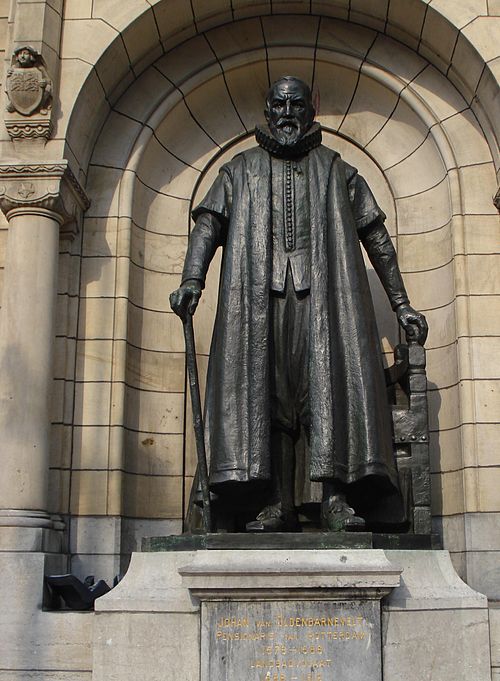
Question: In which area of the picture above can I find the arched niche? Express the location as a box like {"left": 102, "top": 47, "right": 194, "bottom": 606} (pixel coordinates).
{"left": 60, "top": 16, "right": 497, "bottom": 549}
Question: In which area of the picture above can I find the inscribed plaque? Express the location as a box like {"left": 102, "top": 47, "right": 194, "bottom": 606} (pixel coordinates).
{"left": 201, "top": 599, "right": 381, "bottom": 681}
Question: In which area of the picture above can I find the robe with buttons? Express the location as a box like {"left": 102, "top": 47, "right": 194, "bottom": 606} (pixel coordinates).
{"left": 183, "top": 142, "right": 408, "bottom": 522}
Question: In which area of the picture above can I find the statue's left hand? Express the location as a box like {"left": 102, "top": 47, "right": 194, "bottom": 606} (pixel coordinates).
{"left": 396, "top": 303, "right": 428, "bottom": 345}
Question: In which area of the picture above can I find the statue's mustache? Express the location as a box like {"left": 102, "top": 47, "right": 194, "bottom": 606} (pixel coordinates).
{"left": 276, "top": 118, "right": 299, "bottom": 129}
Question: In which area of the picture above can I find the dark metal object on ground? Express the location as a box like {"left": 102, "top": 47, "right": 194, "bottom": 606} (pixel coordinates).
{"left": 45, "top": 574, "right": 110, "bottom": 610}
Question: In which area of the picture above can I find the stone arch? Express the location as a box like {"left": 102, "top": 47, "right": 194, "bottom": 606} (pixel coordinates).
{"left": 61, "top": 0, "right": 499, "bottom": 178}
{"left": 57, "top": 9, "right": 498, "bottom": 576}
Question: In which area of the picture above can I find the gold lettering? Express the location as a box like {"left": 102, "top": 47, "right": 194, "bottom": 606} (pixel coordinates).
{"left": 216, "top": 617, "right": 250, "bottom": 628}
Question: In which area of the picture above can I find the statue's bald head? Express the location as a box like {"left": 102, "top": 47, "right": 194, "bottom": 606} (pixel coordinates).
{"left": 264, "top": 76, "right": 315, "bottom": 147}
{"left": 265, "top": 76, "right": 313, "bottom": 110}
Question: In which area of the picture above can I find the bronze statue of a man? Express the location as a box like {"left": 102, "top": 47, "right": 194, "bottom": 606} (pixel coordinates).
{"left": 171, "top": 76, "right": 427, "bottom": 532}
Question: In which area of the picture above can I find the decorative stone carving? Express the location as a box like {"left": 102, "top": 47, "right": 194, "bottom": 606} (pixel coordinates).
{"left": 494, "top": 186, "right": 500, "bottom": 213}
{"left": 0, "top": 161, "right": 90, "bottom": 238}
{"left": 4, "top": 46, "right": 53, "bottom": 141}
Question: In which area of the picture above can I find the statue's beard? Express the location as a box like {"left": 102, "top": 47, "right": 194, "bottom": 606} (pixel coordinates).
{"left": 269, "top": 119, "right": 309, "bottom": 147}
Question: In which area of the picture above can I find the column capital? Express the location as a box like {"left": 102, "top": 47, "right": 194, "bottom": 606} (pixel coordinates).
{"left": 0, "top": 160, "right": 90, "bottom": 239}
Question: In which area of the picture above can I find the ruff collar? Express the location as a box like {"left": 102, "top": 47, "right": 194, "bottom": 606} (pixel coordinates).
{"left": 255, "top": 122, "right": 322, "bottom": 159}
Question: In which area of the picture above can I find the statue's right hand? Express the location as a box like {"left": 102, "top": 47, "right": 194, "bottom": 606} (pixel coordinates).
{"left": 169, "top": 280, "right": 202, "bottom": 321}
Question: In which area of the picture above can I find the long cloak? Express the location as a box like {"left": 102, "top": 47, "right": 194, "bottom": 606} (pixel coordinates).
{"left": 186, "top": 143, "right": 405, "bottom": 522}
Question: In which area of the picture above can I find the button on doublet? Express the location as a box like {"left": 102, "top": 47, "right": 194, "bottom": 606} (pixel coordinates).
{"left": 285, "top": 160, "right": 295, "bottom": 251}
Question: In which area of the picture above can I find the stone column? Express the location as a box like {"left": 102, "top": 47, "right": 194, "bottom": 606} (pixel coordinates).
{"left": 0, "top": 161, "right": 88, "bottom": 536}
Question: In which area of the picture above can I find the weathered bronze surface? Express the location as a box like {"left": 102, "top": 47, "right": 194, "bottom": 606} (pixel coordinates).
{"left": 142, "top": 532, "right": 441, "bottom": 552}
{"left": 170, "top": 77, "right": 428, "bottom": 534}
{"left": 45, "top": 574, "right": 111, "bottom": 610}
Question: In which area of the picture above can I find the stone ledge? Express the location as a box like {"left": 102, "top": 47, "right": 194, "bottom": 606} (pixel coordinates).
{"left": 0, "top": 526, "right": 63, "bottom": 553}
{"left": 179, "top": 549, "right": 402, "bottom": 598}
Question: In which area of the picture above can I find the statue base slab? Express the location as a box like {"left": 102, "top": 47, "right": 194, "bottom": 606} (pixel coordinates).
{"left": 141, "top": 531, "right": 441, "bottom": 552}
{"left": 92, "top": 543, "right": 491, "bottom": 681}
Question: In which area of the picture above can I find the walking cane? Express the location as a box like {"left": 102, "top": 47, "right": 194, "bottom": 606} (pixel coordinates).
{"left": 182, "top": 313, "right": 212, "bottom": 533}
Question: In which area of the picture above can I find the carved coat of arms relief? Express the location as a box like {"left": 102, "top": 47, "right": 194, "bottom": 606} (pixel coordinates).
{"left": 4, "top": 46, "right": 53, "bottom": 141}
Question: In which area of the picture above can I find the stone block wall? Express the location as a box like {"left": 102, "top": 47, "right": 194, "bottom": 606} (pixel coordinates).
{"left": 0, "top": 1, "right": 497, "bottom": 679}
{"left": 0, "top": 0, "right": 497, "bottom": 627}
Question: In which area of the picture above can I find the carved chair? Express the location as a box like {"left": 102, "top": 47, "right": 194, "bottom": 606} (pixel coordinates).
{"left": 385, "top": 338, "right": 431, "bottom": 534}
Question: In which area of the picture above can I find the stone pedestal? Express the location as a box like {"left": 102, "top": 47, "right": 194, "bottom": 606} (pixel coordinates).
{"left": 93, "top": 551, "right": 201, "bottom": 681}
{"left": 182, "top": 549, "right": 399, "bottom": 681}
{"left": 383, "top": 550, "right": 492, "bottom": 680}
{"left": 92, "top": 545, "right": 491, "bottom": 681}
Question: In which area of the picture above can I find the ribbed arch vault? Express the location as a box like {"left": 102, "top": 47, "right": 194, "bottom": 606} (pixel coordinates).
{"left": 62, "top": 0, "right": 499, "bottom": 179}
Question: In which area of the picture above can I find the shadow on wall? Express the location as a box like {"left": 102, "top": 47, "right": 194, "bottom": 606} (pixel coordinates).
{"left": 426, "top": 378, "right": 443, "bottom": 517}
